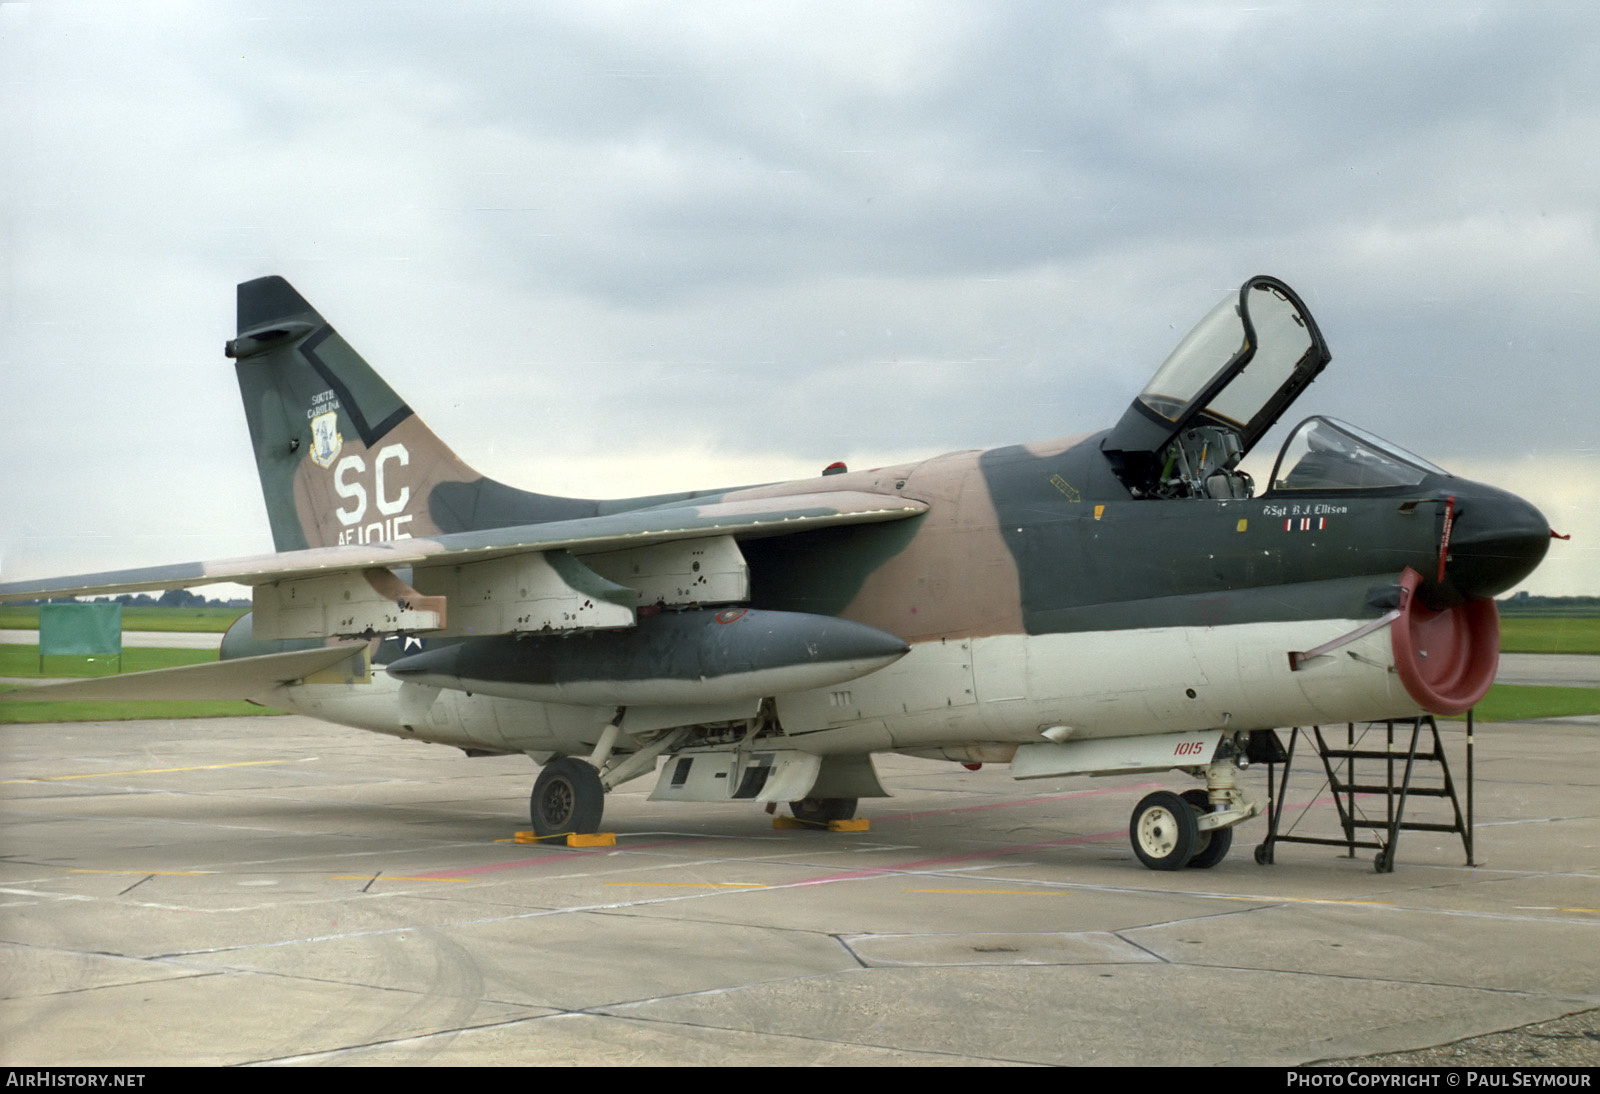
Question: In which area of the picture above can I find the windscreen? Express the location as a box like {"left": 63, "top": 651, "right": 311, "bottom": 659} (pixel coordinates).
{"left": 1270, "top": 417, "right": 1447, "bottom": 492}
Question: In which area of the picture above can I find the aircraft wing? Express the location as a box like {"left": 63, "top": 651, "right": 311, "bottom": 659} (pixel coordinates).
{"left": 0, "top": 490, "right": 927, "bottom": 641}
{"left": 0, "top": 645, "right": 366, "bottom": 704}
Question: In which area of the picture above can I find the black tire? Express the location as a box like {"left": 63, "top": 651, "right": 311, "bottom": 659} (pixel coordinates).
{"left": 789, "top": 797, "right": 857, "bottom": 824}
{"left": 1180, "top": 789, "right": 1213, "bottom": 850}
{"left": 1180, "top": 788, "right": 1233, "bottom": 869}
{"left": 1130, "top": 791, "right": 1198, "bottom": 870}
{"left": 1254, "top": 843, "right": 1272, "bottom": 866}
{"left": 530, "top": 757, "right": 605, "bottom": 837}
{"left": 1186, "top": 822, "right": 1233, "bottom": 869}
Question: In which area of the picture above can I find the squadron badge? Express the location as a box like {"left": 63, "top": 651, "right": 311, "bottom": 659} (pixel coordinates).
{"left": 309, "top": 410, "right": 343, "bottom": 468}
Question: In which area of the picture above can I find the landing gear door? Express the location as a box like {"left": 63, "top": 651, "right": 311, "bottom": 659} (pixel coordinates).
{"left": 1103, "top": 276, "right": 1331, "bottom": 498}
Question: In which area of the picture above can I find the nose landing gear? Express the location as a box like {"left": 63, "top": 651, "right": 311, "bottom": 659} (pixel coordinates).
{"left": 1130, "top": 791, "right": 1199, "bottom": 870}
{"left": 1129, "top": 761, "right": 1258, "bottom": 870}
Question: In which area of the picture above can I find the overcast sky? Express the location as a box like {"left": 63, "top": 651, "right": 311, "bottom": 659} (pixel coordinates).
{"left": 2, "top": 1, "right": 1595, "bottom": 595}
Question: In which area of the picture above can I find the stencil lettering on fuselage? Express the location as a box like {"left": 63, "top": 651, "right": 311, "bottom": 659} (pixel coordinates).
{"left": 333, "top": 442, "right": 413, "bottom": 545}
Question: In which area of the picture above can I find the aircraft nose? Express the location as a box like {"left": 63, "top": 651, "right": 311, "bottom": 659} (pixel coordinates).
{"left": 1441, "top": 483, "right": 1551, "bottom": 600}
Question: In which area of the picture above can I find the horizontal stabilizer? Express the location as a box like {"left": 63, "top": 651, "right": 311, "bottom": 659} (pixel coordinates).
{"left": 0, "top": 645, "right": 366, "bottom": 704}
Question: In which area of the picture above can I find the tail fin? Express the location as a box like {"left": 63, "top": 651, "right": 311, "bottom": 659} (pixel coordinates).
{"left": 227, "top": 276, "right": 590, "bottom": 551}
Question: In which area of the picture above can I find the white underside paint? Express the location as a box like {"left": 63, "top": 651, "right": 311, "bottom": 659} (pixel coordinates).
{"left": 396, "top": 652, "right": 903, "bottom": 707}
{"left": 1010, "top": 730, "right": 1226, "bottom": 780}
{"left": 648, "top": 749, "right": 822, "bottom": 804}
{"left": 262, "top": 616, "right": 1421, "bottom": 779}
{"left": 773, "top": 617, "right": 1418, "bottom": 753}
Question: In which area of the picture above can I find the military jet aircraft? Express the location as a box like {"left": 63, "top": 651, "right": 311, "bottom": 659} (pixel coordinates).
{"left": 0, "top": 275, "right": 1552, "bottom": 870}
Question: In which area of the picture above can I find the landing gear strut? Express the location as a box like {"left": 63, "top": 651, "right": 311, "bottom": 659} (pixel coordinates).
{"left": 1180, "top": 788, "right": 1233, "bottom": 870}
{"left": 531, "top": 757, "right": 605, "bottom": 837}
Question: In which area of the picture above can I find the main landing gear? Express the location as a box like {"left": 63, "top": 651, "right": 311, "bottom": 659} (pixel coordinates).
{"left": 527, "top": 710, "right": 690, "bottom": 838}
{"left": 530, "top": 757, "right": 605, "bottom": 837}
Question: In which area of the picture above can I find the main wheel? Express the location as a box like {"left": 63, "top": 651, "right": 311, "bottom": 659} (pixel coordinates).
{"left": 530, "top": 757, "right": 605, "bottom": 837}
{"left": 1180, "top": 788, "right": 1234, "bottom": 869}
{"left": 789, "top": 797, "right": 857, "bottom": 824}
{"left": 1130, "top": 791, "right": 1199, "bottom": 870}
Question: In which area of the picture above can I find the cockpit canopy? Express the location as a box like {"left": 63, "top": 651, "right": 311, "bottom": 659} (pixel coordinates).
{"left": 1103, "top": 276, "right": 1331, "bottom": 499}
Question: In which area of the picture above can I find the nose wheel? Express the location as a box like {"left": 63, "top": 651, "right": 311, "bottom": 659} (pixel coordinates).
{"left": 1131, "top": 789, "right": 1239, "bottom": 870}
{"left": 1130, "top": 791, "right": 1200, "bottom": 870}
{"left": 1180, "top": 788, "right": 1234, "bottom": 869}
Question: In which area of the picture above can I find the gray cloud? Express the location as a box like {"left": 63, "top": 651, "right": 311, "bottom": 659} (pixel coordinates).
{"left": 2, "top": 1, "right": 1595, "bottom": 593}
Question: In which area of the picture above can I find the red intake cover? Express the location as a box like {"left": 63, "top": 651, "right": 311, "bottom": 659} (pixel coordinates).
{"left": 1390, "top": 567, "right": 1499, "bottom": 715}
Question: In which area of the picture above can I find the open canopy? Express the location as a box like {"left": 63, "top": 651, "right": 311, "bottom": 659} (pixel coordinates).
{"left": 1103, "top": 276, "right": 1331, "bottom": 499}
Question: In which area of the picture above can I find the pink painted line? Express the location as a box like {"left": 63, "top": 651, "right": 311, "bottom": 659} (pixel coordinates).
{"left": 414, "top": 838, "right": 693, "bottom": 878}
{"left": 411, "top": 782, "right": 1229, "bottom": 882}
{"left": 794, "top": 828, "right": 1128, "bottom": 886}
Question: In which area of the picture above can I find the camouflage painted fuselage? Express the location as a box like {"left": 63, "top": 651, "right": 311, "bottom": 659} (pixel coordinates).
{"left": 1, "top": 276, "right": 1551, "bottom": 795}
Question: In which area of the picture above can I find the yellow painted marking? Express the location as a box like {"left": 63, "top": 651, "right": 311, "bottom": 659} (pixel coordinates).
{"left": 907, "top": 888, "right": 1062, "bottom": 895}
{"left": 1236, "top": 518, "right": 1248, "bottom": 532}
{"left": 1, "top": 759, "right": 295, "bottom": 784}
{"left": 1558, "top": 907, "right": 1600, "bottom": 915}
{"left": 69, "top": 869, "right": 212, "bottom": 877}
{"left": 605, "top": 882, "right": 767, "bottom": 889}
{"left": 328, "top": 876, "right": 472, "bottom": 883}
{"left": 1093, "top": 504, "right": 1105, "bottom": 520}
{"left": 1049, "top": 474, "right": 1081, "bottom": 502}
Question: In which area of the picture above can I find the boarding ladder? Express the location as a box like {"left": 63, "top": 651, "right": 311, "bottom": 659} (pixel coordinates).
{"left": 1251, "top": 713, "right": 1474, "bottom": 873}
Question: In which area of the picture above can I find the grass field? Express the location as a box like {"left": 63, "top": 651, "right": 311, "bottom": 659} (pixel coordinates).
{"left": 5, "top": 606, "right": 1597, "bottom": 650}
{"left": 1497, "top": 616, "right": 1600, "bottom": 655}
{"left": 0, "top": 643, "right": 280, "bottom": 723}
{"left": 0, "top": 645, "right": 216, "bottom": 678}
{"left": 0, "top": 605, "right": 247, "bottom": 633}
{"left": 1443, "top": 684, "right": 1600, "bottom": 723}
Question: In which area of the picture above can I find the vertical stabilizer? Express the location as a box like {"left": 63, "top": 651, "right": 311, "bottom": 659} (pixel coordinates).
{"left": 228, "top": 276, "right": 493, "bottom": 550}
